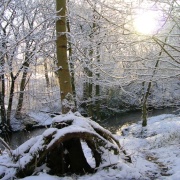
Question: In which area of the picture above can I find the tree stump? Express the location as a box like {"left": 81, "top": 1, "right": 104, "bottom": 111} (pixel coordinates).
{"left": 11, "top": 112, "right": 130, "bottom": 178}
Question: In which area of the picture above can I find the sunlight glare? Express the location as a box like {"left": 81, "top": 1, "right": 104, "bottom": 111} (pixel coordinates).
{"left": 134, "top": 11, "right": 160, "bottom": 35}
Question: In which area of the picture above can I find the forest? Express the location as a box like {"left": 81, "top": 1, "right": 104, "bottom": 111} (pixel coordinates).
{"left": 0, "top": 0, "right": 179, "bottom": 179}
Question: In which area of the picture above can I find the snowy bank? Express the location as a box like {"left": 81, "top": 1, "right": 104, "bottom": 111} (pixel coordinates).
{"left": 0, "top": 113, "right": 179, "bottom": 180}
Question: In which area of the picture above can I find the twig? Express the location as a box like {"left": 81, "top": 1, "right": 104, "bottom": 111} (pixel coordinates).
{"left": 94, "top": 162, "right": 119, "bottom": 170}
{"left": 0, "top": 163, "right": 18, "bottom": 168}
{"left": 0, "top": 137, "right": 12, "bottom": 156}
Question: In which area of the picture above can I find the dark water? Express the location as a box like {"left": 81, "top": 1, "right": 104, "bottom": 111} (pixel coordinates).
{"left": 1, "top": 128, "right": 46, "bottom": 149}
{"left": 100, "top": 107, "right": 179, "bottom": 133}
{"left": 1, "top": 107, "right": 179, "bottom": 150}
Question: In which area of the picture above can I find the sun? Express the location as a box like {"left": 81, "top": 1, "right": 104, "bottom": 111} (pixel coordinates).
{"left": 134, "top": 11, "right": 160, "bottom": 35}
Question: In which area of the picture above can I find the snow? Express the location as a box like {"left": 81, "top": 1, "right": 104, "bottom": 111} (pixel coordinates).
{"left": 29, "top": 112, "right": 53, "bottom": 126}
{"left": 13, "top": 136, "right": 40, "bottom": 156}
{"left": 0, "top": 113, "right": 179, "bottom": 180}
{"left": 10, "top": 112, "right": 53, "bottom": 132}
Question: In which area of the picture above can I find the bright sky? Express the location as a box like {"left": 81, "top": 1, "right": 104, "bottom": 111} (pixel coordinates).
{"left": 133, "top": 10, "right": 161, "bottom": 35}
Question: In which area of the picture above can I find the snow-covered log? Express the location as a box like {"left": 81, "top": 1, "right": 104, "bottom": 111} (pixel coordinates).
{"left": 10, "top": 112, "right": 130, "bottom": 178}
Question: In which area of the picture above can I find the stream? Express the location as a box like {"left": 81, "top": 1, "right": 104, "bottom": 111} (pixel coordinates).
{"left": 101, "top": 107, "right": 179, "bottom": 133}
{"left": 1, "top": 107, "right": 179, "bottom": 150}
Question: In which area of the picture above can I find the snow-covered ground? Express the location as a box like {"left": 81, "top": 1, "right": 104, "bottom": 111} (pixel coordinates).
{"left": 0, "top": 113, "right": 179, "bottom": 180}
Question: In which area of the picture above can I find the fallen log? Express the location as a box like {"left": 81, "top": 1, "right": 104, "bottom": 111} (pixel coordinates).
{"left": 11, "top": 112, "right": 131, "bottom": 178}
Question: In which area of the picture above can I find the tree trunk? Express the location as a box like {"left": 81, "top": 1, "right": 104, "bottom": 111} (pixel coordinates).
{"left": 95, "top": 44, "right": 101, "bottom": 120}
{"left": 0, "top": 74, "right": 6, "bottom": 126}
{"left": 6, "top": 74, "right": 16, "bottom": 127}
{"left": 67, "top": 19, "right": 77, "bottom": 109}
{"left": 87, "top": 69, "right": 93, "bottom": 117}
{"left": 141, "top": 81, "right": 150, "bottom": 127}
{"left": 141, "top": 31, "right": 171, "bottom": 127}
{"left": 44, "top": 59, "right": 50, "bottom": 88}
{"left": 15, "top": 61, "right": 30, "bottom": 118}
{"left": 56, "top": 0, "right": 74, "bottom": 114}
{"left": 0, "top": 30, "right": 7, "bottom": 129}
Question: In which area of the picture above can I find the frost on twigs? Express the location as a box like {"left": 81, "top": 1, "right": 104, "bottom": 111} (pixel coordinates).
{"left": 9, "top": 112, "right": 131, "bottom": 178}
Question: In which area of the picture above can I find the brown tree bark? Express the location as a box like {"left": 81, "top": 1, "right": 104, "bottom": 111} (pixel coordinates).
{"left": 56, "top": 0, "right": 74, "bottom": 113}
{"left": 44, "top": 59, "right": 50, "bottom": 88}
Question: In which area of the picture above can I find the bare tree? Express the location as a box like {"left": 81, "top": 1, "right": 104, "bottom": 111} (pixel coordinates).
{"left": 0, "top": 0, "right": 57, "bottom": 130}
{"left": 68, "top": 0, "right": 179, "bottom": 124}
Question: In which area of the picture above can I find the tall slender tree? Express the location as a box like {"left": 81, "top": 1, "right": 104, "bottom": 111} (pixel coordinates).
{"left": 56, "top": 0, "right": 74, "bottom": 113}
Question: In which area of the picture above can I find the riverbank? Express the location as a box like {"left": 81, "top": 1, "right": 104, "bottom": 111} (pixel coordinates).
{"left": 0, "top": 113, "right": 179, "bottom": 179}
{"left": 0, "top": 107, "right": 179, "bottom": 149}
